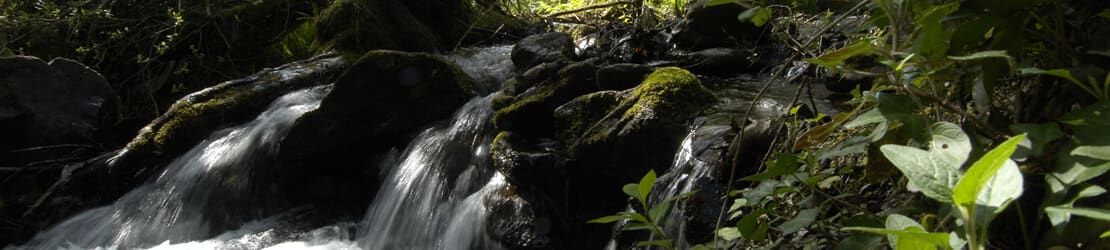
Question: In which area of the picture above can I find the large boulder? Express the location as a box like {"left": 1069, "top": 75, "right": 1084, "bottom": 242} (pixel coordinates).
{"left": 489, "top": 132, "right": 561, "bottom": 194}
{"left": 671, "top": 0, "right": 763, "bottom": 50}
{"left": 485, "top": 184, "right": 558, "bottom": 250}
{"left": 0, "top": 56, "right": 118, "bottom": 155}
{"left": 493, "top": 59, "right": 599, "bottom": 137}
{"left": 511, "top": 32, "right": 577, "bottom": 71}
{"left": 281, "top": 50, "right": 477, "bottom": 160}
{"left": 678, "top": 48, "right": 754, "bottom": 74}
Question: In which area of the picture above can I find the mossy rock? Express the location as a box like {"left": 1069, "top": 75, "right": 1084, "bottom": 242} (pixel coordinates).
{"left": 280, "top": 50, "right": 477, "bottom": 160}
{"left": 493, "top": 60, "right": 600, "bottom": 137}
{"left": 566, "top": 66, "right": 714, "bottom": 183}
{"left": 552, "top": 90, "right": 625, "bottom": 145}
{"left": 119, "top": 54, "right": 348, "bottom": 168}
{"left": 596, "top": 63, "right": 654, "bottom": 91}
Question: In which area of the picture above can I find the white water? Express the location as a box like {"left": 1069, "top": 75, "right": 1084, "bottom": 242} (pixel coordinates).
{"left": 15, "top": 86, "right": 332, "bottom": 249}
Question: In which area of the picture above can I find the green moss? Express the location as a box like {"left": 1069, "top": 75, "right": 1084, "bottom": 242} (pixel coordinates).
{"left": 623, "top": 67, "right": 713, "bottom": 119}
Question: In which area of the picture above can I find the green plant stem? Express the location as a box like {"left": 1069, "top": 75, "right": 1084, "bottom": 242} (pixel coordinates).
{"left": 1015, "top": 202, "right": 1032, "bottom": 250}
{"left": 791, "top": 173, "right": 882, "bottom": 221}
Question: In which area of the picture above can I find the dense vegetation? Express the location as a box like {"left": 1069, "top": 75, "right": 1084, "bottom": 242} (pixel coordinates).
{"left": 3, "top": 0, "right": 1108, "bottom": 249}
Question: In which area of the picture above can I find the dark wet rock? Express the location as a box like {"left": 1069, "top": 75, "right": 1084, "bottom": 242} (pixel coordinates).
{"left": 316, "top": 0, "right": 526, "bottom": 53}
{"left": 723, "top": 118, "right": 783, "bottom": 178}
{"left": 493, "top": 60, "right": 599, "bottom": 137}
{"left": 517, "top": 61, "right": 566, "bottom": 92}
{"left": 679, "top": 48, "right": 753, "bottom": 74}
{"left": 672, "top": 0, "right": 763, "bottom": 50}
{"left": 596, "top": 63, "right": 654, "bottom": 91}
{"left": 680, "top": 176, "right": 726, "bottom": 244}
{"left": 0, "top": 56, "right": 119, "bottom": 154}
{"left": 282, "top": 50, "right": 476, "bottom": 159}
{"left": 490, "top": 132, "right": 561, "bottom": 194}
{"left": 486, "top": 185, "right": 557, "bottom": 250}
{"left": 511, "top": 32, "right": 576, "bottom": 71}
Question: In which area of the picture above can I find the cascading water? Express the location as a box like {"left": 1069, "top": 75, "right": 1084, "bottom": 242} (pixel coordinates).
{"left": 357, "top": 96, "right": 504, "bottom": 250}
{"left": 15, "top": 85, "right": 333, "bottom": 249}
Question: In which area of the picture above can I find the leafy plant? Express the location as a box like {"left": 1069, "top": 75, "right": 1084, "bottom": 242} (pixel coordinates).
{"left": 589, "top": 170, "right": 695, "bottom": 250}
{"left": 844, "top": 126, "right": 1025, "bottom": 249}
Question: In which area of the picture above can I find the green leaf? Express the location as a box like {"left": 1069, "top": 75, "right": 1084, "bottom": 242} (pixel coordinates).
{"left": 623, "top": 183, "right": 640, "bottom": 200}
{"left": 953, "top": 134, "right": 1026, "bottom": 206}
{"left": 948, "top": 50, "right": 1012, "bottom": 62}
{"left": 737, "top": 6, "right": 773, "bottom": 27}
{"left": 1059, "top": 102, "right": 1110, "bottom": 127}
{"left": 842, "top": 227, "right": 950, "bottom": 250}
{"left": 1046, "top": 184, "right": 1106, "bottom": 230}
{"left": 805, "top": 42, "right": 878, "bottom": 69}
{"left": 845, "top": 94, "right": 916, "bottom": 128}
{"left": 1072, "top": 145, "right": 1110, "bottom": 160}
{"left": 1019, "top": 68, "right": 1083, "bottom": 85}
{"left": 635, "top": 239, "right": 672, "bottom": 248}
{"left": 744, "top": 153, "right": 799, "bottom": 181}
{"left": 588, "top": 214, "right": 632, "bottom": 223}
{"left": 1045, "top": 207, "right": 1110, "bottom": 221}
{"left": 879, "top": 122, "right": 971, "bottom": 203}
{"left": 739, "top": 209, "right": 769, "bottom": 240}
{"left": 1010, "top": 123, "right": 1064, "bottom": 159}
{"left": 1101, "top": 230, "right": 1110, "bottom": 238}
{"left": 777, "top": 208, "right": 820, "bottom": 235}
{"left": 705, "top": 0, "right": 738, "bottom": 7}
{"left": 649, "top": 199, "right": 672, "bottom": 223}
{"left": 717, "top": 227, "right": 743, "bottom": 241}
{"left": 621, "top": 222, "right": 655, "bottom": 232}
{"left": 638, "top": 170, "right": 657, "bottom": 203}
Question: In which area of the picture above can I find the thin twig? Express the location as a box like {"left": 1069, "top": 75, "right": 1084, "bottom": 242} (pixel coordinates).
{"left": 897, "top": 84, "right": 1006, "bottom": 141}
{"left": 542, "top": 1, "right": 635, "bottom": 18}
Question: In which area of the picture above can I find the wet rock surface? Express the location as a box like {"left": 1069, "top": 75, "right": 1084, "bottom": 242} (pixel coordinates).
{"left": 0, "top": 56, "right": 118, "bottom": 155}
{"left": 511, "top": 32, "right": 577, "bottom": 71}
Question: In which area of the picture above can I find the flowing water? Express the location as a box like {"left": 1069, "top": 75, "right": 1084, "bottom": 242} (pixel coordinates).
{"left": 15, "top": 86, "right": 333, "bottom": 249}
{"left": 11, "top": 46, "right": 515, "bottom": 250}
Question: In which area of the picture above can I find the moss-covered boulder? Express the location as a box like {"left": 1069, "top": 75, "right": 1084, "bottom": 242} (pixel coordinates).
{"left": 553, "top": 67, "right": 715, "bottom": 247}
{"left": 111, "top": 54, "right": 348, "bottom": 175}
{"left": 315, "top": 0, "right": 527, "bottom": 53}
{"left": 493, "top": 60, "right": 600, "bottom": 137}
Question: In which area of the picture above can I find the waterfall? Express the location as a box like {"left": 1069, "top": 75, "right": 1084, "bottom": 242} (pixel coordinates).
{"left": 16, "top": 86, "right": 332, "bottom": 249}
{"left": 357, "top": 96, "right": 504, "bottom": 250}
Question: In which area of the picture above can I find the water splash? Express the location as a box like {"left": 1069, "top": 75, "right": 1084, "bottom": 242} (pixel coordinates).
{"left": 17, "top": 86, "right": 332, "bottom": 249}
{"left": 357, "top": 96, "right": 504, "bottom": 250}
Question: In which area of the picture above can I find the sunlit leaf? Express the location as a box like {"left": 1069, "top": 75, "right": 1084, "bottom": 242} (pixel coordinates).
{"left": 879, "top": 122, "right": 970, "bottom": 203}
{"left": 1045, "top": 184, "right": 1106, "bottom": 230}
{"left": 623, "top": 183, "right": 640, "bottom": 200}
{"left": 737, "top": 6, "right": 773, "bottom": 27}
{"left": 1072, "top": 145, "right": 1110, "bottom": 160}
{"left": 717, "top": 227, "right": 743, "bottom": 241}
{"left": 805, "top": 42, "right": 878, "bottom": 69}
{"left": 953, "top": 134, "right": 1026, "bottom": 207}
{"left": 705, "top": 0, "right": 738, "bottom": 7}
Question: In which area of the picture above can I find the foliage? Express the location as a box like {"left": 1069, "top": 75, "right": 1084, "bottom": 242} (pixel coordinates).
{"left": 589, "top": 170, "right": 696, "bottom": 250}
{"left": 0, "top": 0, "right": 328, "bottom": 123}
{"left": 588, "top": 0, "right": 1109, "bottom": 249}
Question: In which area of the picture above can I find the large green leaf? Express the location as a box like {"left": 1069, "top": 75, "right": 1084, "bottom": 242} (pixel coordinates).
{"left": 880, "top": 122, "right": 971, "bottom": 203}
{"left": 953, "top": 134, "right": 1026, "bottom": 206}
{"left": 777, "top": 208, "right": 820, "bottom": 235}
{"left": 738, "top": 209, "right": 769, "bottom": 240}
{"left": 970, "top": 159, "right": 1023, "bottom": 226}
{"left": 1072, "top": 145, "right": 1110, "bottom": 160}
{"left": 717, "top": 227, "right": 742, "bottom": 241}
